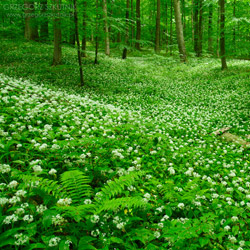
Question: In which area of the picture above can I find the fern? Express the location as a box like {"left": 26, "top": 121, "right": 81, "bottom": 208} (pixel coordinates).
{"left": 97, "top": 171, "right": 144, "bottom": 202}
{"left": 60, "top": 170, "right": 92, "bottom": 204}
{"left": 97, "top": 197, "right": 146, "bottom": 212}
{"left": 21, "top": 174, "right": 66, "bottom": 199}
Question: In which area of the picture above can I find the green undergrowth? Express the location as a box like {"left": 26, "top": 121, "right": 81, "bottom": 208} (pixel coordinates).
{"left": 0, "top": 39, "right": 250, "bottom": 249}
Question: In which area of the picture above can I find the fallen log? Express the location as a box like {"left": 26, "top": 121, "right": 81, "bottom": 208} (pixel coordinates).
{"left": 212, "top": 128, "right": 250, "bottom": 148}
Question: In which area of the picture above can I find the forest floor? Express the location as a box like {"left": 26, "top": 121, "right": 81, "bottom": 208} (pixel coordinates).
{"left": 0, "top": 39, "right": 250, "bottom": 249}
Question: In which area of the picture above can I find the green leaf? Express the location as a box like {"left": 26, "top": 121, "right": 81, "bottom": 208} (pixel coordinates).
{"left": 232, "top": 225, "right": 239, "bottom": 235}
{"left": 110, "top": 237, "right": 124, "bottom": 244}
{"left": 199, "top": 237, "right": 209, "bottom": 247}
{"left": 59, "top": 240, "right": 70, "bottom": 250}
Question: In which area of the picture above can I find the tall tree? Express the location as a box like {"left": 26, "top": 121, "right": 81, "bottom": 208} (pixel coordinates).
{"left": 122, "top": 0, "right": 130, "bottom": 59}
{"left": 52, "top": 0, "right": 62, "bottom": 66}
{"left": 208, "top": 3, "right": 213, "bottom": 54}
{"left": 69, "top": 13, "right": 76, "bottom": 46}
{"left": 73, "top": 0, "right": 84, "bottom": 85}
{"left": 103, "top": 0, "right": 110, "bottom": 56}
{"left": 170, "top": 0, "right": 173, "bottom": 55}
{"left": 81, "top": 0, "right": 87, "bottom": 57}
{"left": 131, "top": 0, "right": 134, "bottom": 45}
{"left": 24, "top": 0, "right": 39, "bottom": 41}
{"left": 155, "top": 0, "right": 161, "bottom": 53}
{"left": 166, "top": 0, "right": 169, "bottom": 53}
{"left": 135, "top": 0, "right": 141, "bottom": 50}
{"left": 197, "top": 0, "right": 203, "bottom": 57}
{"left": 173, "top": 0, "right": 187, "bottom": 62}
{"left": 193, "top": 0, "right": 199, "bottom": 55}
{"left": 94, "top": 0, "right": 99, "bottom": 64}
{"left": 40, "top": 0, "right": 49, "bottom": 41}
{"left": 219, "top": 0, "right": 227, "bottom": 70}
{"left": 232, "top": 0, "right": 236, "bottom": 53}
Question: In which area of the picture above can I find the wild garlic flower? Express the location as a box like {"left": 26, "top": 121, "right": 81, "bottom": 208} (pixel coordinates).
{"left": 14, "top": 233, "right": 29, "bottom": 246}
{"left": 48, "top": 237, "right": 61, "bottom": 247}
{"left": 0, "top": 164, "right": 11, "bottom": 173}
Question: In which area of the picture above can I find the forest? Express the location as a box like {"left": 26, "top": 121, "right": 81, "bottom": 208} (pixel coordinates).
{"left": 0, "top": 0, "right": 250, "bottom": 249}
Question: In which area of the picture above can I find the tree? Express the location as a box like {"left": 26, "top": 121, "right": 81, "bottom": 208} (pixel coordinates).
{"left": 40, "top": 0, "right": 49, "bottom": 41}
{"left": 81, "top": 0, "right": 87, "bottom": 57}
{"left": 73, "top": 0, "right": 84, "bottom": 85}
{"left": 208, "top": 3, "right": 213, "bottom": 54}
{"left": 24, "top": 0, "right": 39, "bottom": 41}
{"left": 135, "top": 0, "right": 141, "bottom": 50}
{"left": 173, "top": 0, "right": 187, "bottom": 62}
{"left": 122, "top": 0, "right": 130, "bottom": 59}
{"left": 103, "top": 0, "right": 110, "bottom": 56}
{"left": 52, "top": 0, "right": 62, "bottom": 66}
{"left": 95, "top": 0, "right": 99, "bottom": 64}
{"left": 155, "top": 0, "right": 161, "bottom": 53}
{"left": 219, "top": 0, "right": 227, "bottom": 70}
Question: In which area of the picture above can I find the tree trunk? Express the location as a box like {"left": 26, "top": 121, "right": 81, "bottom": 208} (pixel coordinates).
{"left": 197, "top": 0, "right": 203, "bottom": 57}
{"left": 122, "top": 0, "right": 130, "bottom": 59}
{"left": 216, "top": 5, "right": 220, "bottom": 57}
{"left": 170, "top": 0, "right": 173, "bottom": 55}
{"left": 219, "top": 0, "right": 227, "bottom": 70}
{"left": 233, "top": 0, "right": 236, "bottom": 53}
{"left": 40, "top": 0, "right": 49, "bottom": 41}
{"left": 73, "top": 0, "right": 84, "bottom": 85}
{"left": 94, "top": 0, "right": 99, "bottom": 64}
{"left": 103, "top": 0, "right": 110, "bottom": 56}
{"left": 193, "top": 0, "right": 199, "bottom": 56}
{"left": 155, "top": 0, "right": 161, "bottom": 53}
{"left": 52, "top": 0, "right": 62, "bottom": 66}
{"left": 135, "top": 0, "right": 141, "bottom": 50}
{"left": 69, "top": 11, "right": 76, "bottom": 46}
{"left": 181, "top": 0, "right": 186, "bottom": 33}
{"left": 24, "top": 0, "right": 39, "bottom": 41}
{"left": 166, "top": 0, "right": 169, "bottom": 53}
{"left": 208, "top": 3, "right": 213, "bottom": 54}
{"left": 173, "top": 0, "right": 187, "bottom": 62}
{"left": 131, "top": 0, "right": 134, "bottom": 46}
{"left": 191, "top": 0, "right": 194, "bottom": 42}
{"left": 82, "top": 0, "right": 87, "bottom": 57}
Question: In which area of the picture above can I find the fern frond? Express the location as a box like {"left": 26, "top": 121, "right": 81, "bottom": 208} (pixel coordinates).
{"left": 56, "top": 204, "right": 95, "bottom": 222}
{"left": 97, "top": 171, "right": 144, "bottom": 201}
{"left": 60, "top": 170, "right": 92, "bottom": 204}
{"left": 21, "top": 175, "right": 66, "bottom": 199}
{"left": 97, "top": 197, "right": 146, "bottom": 212}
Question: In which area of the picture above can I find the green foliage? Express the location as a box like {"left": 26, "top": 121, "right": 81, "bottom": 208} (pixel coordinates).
{"left": 60, "top": 170, "right": 92, "bottom": 204}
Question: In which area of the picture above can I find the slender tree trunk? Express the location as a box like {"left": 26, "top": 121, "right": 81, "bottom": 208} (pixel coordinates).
{"left": 82, "top": 0, "right": 87, "bottom": 57}
{"left": 131, "top": 0, "right": 134, "bottom": 46}
{"left": 52, "top": 0, "right": 62, "bottom": 66}
{"left": 233, "top": 0, "right": 236, "bottom": 53}
{"left": 155, "top": 0, "right": 161, "bottom": 53}
{"left": 216, "top": 5, "right": 220, "bottom": 57}
{"left": 40, "top": 0, "right": 49, "bottom": 41}
{"left": 166, "top": 0, "right": 169, "bottom": 53}
{"left": 219, "top": 0, "right": 227, "bottom": 70}
{"left": 135, "top": 0, "right": 141, "bottom": 50}
{"left": 197, "top": 0, "right": 203, "bottom": 57}
{"left": 181, "top": 0, "right": 186, "bottom": 33}
{"left": 94, "top": 0, "right": 99, "bottom": 64}
{"left": 69, "top": 10, "right": 76, "bottom": 46}
{"left": 173, "top": 0, "right": 187, "bottom": 62}
{"left": 191, "top": 0, "right": 194, "bottom": 42}
{"left": 73, "top": 0, "right": 84, "bottom": 85}
{"left": 24, "top": 0, "right": 39, "bottom": 41}
{"left": 122, "top": 0, "right": 130, "bottom": 59}
{"left": 193, "top": 0, "right": 199, "bottom": 56}
{"left": 170, "top": 0, "right": 173, "bottom": 55}
{"left": 208, "top": 3, "right": 213, "bottom": 54}
{"left": 103, "top": 0, "right": 110, "bottom": 56}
